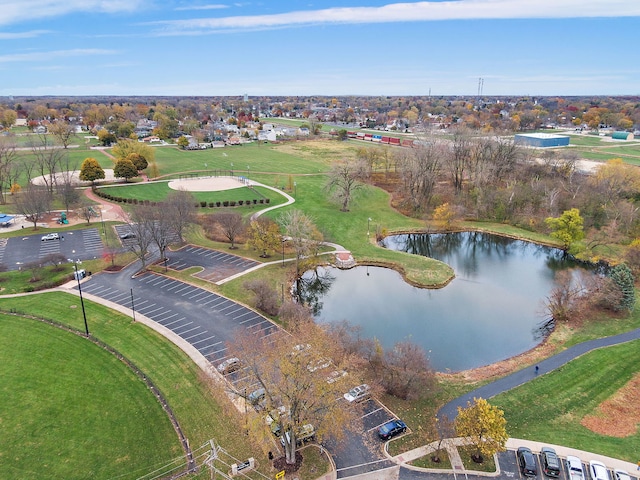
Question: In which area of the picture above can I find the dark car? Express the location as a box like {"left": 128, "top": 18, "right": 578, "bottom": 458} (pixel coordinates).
{"left": 119, "top": 231, "right": 136, "bottom": 240}
{"left": 377, "top": 419, "right": 407, "bottom": 440}
{"left": 541, "top": 447, "right": 561, "bottom": 477}
{"left": 517, "top": 446, "right": 538, "bottom": 477}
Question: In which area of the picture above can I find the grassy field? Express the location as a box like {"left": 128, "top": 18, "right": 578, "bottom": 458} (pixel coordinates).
{"left": 492, "top": 339, "right": 640, "bottom": 462}
{"left": 0, "top": 313, "right": 180, "bottom": 479}
{"left": 0, "top": 292, "right": 261, "bottom": 479}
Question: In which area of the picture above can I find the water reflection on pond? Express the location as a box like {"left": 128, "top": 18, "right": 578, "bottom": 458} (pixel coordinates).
{"left": 303, "top": 232, "right": 587, "bottom": 372}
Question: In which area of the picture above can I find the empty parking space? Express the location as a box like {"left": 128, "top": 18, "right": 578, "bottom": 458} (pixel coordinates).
{"left": 169, "top": 245, "right": 259, "bottom": 282}
{"left": 0, "top": 229, "right": 106, "bottom": 270}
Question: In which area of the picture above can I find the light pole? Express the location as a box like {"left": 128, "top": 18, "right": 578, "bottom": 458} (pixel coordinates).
{"left": 294, "top": 181, "right": 297, "bottom": 197}
{"left": 247, "top": 165, "right": 250, "bottom": 179}
{"left": 367, "top": 217, "right": 372, "bottom": 237}
{"left": 230, "top": 162, "right": 234, "bottom": 177}
{"left": 100, "top": 208, "right": 105, "bottom": 236}
{"left": 73, "top": 263, "right": 89, "bottom": 336}
{"left": 281, "top": 238, "right": 286, "bottom": 267}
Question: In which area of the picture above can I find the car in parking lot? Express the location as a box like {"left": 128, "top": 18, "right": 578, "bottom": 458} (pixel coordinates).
{"left": 343, "top": 384, "right": 370, "bottom": 403}
{"left": 247, "top": 387, "right": 266, "bottom": 408}
{"left": 589, "top": 461, "right": 610, "bottom": 480}
{"left": 216, "top": 357, "right": 241, "bottom": 375}
{"left": 119, "top": 231, "right": 136, "bottom": 240}
{"left": 41, "top": 232, "right": 59, "bottom": 241}
{"left": 613, "top": 470, "right": 631, "bottom": 480}
{"left": 566, "top": 455, "right": 585, "bottom": 480}
{"left": 377, "top": 419, "right": 407, "bottom": 440}
{"left": 540, "top": 446, "right": 561, "bottom": 477}
{"left": 517, "top": 446, "right": 537, "bottom": 477}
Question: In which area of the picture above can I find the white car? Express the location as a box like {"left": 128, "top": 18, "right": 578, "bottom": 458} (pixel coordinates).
{"left": 216, "top": 357, "right": 241, "bottom": 375}
{"left": 343, "top": 383, "right": 370, "bottom": 403}
{"left": 566, "top": 456, "right": 585, "bottom": 480}
{"left": 589, "top": 461, "right": 610, "bottom": 480}
{"left": 613, "top": 470, "right": 631, "bottom": 480}
{"left": 41, "top": 233, "right": 59, "bottom": 241}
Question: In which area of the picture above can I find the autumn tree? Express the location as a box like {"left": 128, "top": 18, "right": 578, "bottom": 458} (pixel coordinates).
{"left": 79, "top": 157, "right": 105, "bottom": 185}
{"left": 177, "top": 136, "right": 189, "bottom": 149}
{"left": 97, "top": 128, "right": 116, "bottom": 146}
{"left": 247, "top": 217, "right": 281, "bottom": 257}
{"left": 226, "top": 320, "right": 361, "bottom": 466}
{"left": 455, "top": 397, "right": 508, "bottom": 463}
{"left": 113, "top": 158, "right": 138, "bottom": 182}
{"left": 211, "top": 211, "right": 245, "bottom": 249}
{"left": 126, "top": 152, "right": 148, "bottom": 172}
{"left": 545, "top": 208, "right": 584, "bottom": 251}
{"left": 111, "top": 138, "right": 155, "bottom": 166}
{"left": 0, "top": 108, "right": 17, "bottom": 129}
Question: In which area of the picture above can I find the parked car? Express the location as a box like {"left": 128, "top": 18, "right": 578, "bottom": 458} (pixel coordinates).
{"left": 343, "top": 384, "right": 370, "bottom": 403}
{"left": 41, "top": 232, "right": 59, "bottom": 241}
{"left": 307, "top": 357, "right": 331, "bottom": 372}
{"left": 119, "top": 231, "right": 136, "bottom": 239}
{"left": 377, "top": 419, "right": 407, "bottom": 440}
{"left": 566, "top": 456, "right": 585, "bottom": 480}
{"left": 613, "top": 470, "right": 631, "bottom": 480}
{"left": 216, "top": 357, "right": 241, "bottom": 375}
{"left": 280, "top": 424, "right": 315, "bottom": 447}
{"left": 517, "top": 446, "right": 537, "bottom": 477}
{"left": 540, "top": 446, "right": 561, "bottom": 477}
{"left": 326, "top": 369, "right": 347, "bottom": 384}
{"left": 589, "top": 461, "right": 610, "bottom": 480}
{"left": 248, "top": 387, "right": 266, "bottom": 406}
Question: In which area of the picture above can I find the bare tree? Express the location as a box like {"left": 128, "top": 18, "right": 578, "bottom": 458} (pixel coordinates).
{"left": 380, "top": 340, "right": 436, "bottom": 400}
{"left": 29, "top": 134, "right": 66, "bottom": 194}
{"left": 446, "top": 128, "right": 473, "bottom": 194}
{"left": 0, "top": 137, "right": 17, "bottom": 204}
{"left": 325, "top": 158, "right": 368, "bottom": 212}
{"left": 124, "top": 207, "right": 157, "bottom": 271}
{"left": 279, "top": 209, "right": 323, "bottom": 278}
{"left": 396, "top": 138, "right": 443, "bottom": 212}
{"left": 48, "top": 121, "right": 77, "bottom": 149}
{"left": 211, "top": 211, "right": 245, "bottom": 249}
{"left": 165, "top": 189, "right": 197, "bottom": 244}
{"left": 15, "top": 185, "right": 51, "bottom": 229}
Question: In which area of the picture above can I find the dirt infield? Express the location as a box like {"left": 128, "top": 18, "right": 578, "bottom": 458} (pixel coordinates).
{"left": 168, "top": 176, "right": 247, "bottom": 192}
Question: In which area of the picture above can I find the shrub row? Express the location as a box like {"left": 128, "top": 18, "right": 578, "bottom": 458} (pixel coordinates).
{"left": 93, "top": 188, "right": 270, "bottom": 208}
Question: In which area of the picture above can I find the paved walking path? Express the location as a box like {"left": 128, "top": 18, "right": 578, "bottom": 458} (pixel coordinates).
{"left": 437, "top": 327, "right": 640, "bottom": 422}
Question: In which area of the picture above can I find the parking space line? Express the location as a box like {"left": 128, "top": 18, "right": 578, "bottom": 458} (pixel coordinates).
{"left": 178, "top": 326, "right": 203, "bottom": 338}
{"left": 200, "top": 297, "right": 222, "bottom": 306}
{"left": 138, "top": 305, "right": 164, "bottom": 316}
{"left": 155, "top": 312, "right": 179, "bottom": 323}
{"left": 186, "top": 290, "right": 209, "bottom": 300}
{"left": 162, "top": 317, "right": 188, "bottom": 328}
{"left": 191, "top": 335, "right": 218, "bottom": 346}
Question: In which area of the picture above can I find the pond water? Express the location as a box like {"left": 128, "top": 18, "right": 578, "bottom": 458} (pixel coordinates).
{"left": 304, "top": 232, "right": 587, "bottom": 372}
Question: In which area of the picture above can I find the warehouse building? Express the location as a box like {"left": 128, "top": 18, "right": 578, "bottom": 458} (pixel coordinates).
{"left": 514, "top": 133, "right": 570, "bottom": 148}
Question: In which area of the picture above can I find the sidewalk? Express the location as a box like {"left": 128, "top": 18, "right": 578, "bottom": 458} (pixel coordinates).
{"left": 391, "top": 437, "right": 638, "bottom": 476}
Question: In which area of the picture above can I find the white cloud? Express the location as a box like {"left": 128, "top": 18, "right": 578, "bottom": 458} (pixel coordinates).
{"left": 149, "top": 0, "right": 640, "bottom": 35}
{"left": 0, "top": 48, "right": 117, "bottom": 63}
{"left": 0, "top": 30, "right": 52, "bottom": 39}
{"left": 0, "top": 0, "right": 144, "bottom": 26}
{"left": 174, "top": 4, "right": 228, "bottom": 11}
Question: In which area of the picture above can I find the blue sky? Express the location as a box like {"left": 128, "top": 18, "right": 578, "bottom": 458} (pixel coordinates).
{"left": 1, "top": 0, "right": 639, "bottom": 97}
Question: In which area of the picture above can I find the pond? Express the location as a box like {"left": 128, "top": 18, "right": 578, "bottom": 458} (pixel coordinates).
{"left": 303, "top": 231, "right": 588, "bottom": 372}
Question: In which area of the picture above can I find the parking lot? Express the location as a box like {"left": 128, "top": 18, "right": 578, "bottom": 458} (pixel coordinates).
{"left": 0, "top": 229, "right": 105, "bottom": 270}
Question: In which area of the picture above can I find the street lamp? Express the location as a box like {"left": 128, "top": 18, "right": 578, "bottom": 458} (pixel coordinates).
{"left": 247, "top": 165, "right": 250, "bottom": 179}
{"left": 294, "top": 181, "right": 297, "bottom": 197}
{"left": 100, "top": 208, "right": 105, "bottom": 236}
{"left": 230, "top": 162, "right": 234, "bottom": 176}
{"left": 367, "top": 217, "right": 372, "bottom": 237}
{"left": 73, "top": 263, "right": 89, "bottom": 337}
{"left": 281, "top": 238, "right": 286, "bottom": 267}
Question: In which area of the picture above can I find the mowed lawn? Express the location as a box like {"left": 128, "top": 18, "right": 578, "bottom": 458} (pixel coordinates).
{"left": 0, "top": 293, "right": 257, "bottom": 480}
{"left": 0, "top": 314, "right": 180, "bottom": 479}
{"left": 492, "top": 339, "right": 640, "bottom": 462}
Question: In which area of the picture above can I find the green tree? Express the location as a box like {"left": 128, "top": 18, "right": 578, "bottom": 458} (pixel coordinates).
{"left": 455, "top": 397, "right": 508, "bottom": 463}
{"left": 609, "top": 263, "right": 635, "bottom": 311}
{"left": 113, "top": 158, "right": 138, "bottom": 182}
{"left": 545, "top": 208, "right": 585, "bottom": 251}
{"left": 79, "top": 157, "right": 105, "bottom": 184}
{"left": 1, "top": 109, "right": 17, "bottom": 129}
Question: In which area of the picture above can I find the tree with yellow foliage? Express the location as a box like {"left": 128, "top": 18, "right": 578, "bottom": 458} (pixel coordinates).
{"left": 455, "top": 397, "right": 508, "bottom": 463}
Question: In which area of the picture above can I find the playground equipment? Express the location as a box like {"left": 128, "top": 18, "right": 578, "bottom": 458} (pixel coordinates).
{"left": 58, "top": 212, "right": 69, "bottom": 224}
